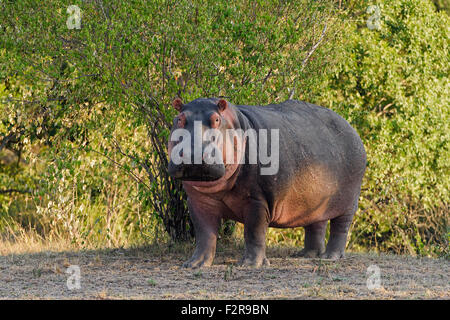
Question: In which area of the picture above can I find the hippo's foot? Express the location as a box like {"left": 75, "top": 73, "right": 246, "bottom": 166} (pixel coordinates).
{"left": 298, "top": 222, "right": 327, "bottom": 259}
{"left": 296, "top": 248, "right": 324, "bottom": 258}
{"left": 319, "top": 250, "right": 345, "bottom": 260}
{"left": 182, "top": 253, "right": 214, "bottom": 268}
{"left": 319, "top": 232, "right": 348, "bottom": 260}
{"left": 239, "top": 255, "right": 270, "bottom": 268}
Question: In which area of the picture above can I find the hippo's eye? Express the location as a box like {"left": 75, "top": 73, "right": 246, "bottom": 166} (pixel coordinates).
{"left": 210, "top": 113, "right": 221, "bottom": 128}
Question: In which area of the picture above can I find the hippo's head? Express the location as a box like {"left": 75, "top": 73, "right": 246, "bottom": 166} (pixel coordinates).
{"left": 168, "top": 98, "right": 243, "bottom": 185}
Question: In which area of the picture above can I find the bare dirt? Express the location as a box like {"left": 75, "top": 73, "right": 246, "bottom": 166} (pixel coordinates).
{"left": 0, "top": 244, "right": 448, "bottom": 299}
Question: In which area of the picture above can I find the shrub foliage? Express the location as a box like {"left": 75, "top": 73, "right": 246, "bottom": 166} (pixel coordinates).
{"left": 0, "top": 0, "right": 448, "bottom": 256}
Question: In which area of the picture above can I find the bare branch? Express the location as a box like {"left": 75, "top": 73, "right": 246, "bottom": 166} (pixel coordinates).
{"left": 0, "top": 188, "right": 31, "bottom": 194}
{"left": 0, "top": 132, "right": 15, "bottom": 152}
{"left": 302, "top": 23, "right": 328, "bottom": 68}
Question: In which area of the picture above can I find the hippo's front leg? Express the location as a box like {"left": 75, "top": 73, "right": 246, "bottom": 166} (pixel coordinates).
{"left": 240, "top": 201, "right": 270, "bottom": 267}
{"left": 183, "top": 198, "right": 221, "bottom": 268}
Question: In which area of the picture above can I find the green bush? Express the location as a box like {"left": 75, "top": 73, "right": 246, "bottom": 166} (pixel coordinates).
{"left": 316, "top": 0, "right": 449, "bottom": 257}
{"left": 1, "top": 0, "right": 447, "bottom": 257}
{"left": 1, "top": 0, "right": 340, "bottom": 246}
{"left": 432, "top": 0, "right": 450, "bottom": 13}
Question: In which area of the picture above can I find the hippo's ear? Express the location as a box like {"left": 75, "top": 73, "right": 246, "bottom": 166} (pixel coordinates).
{"left": 172, "top": 98, "right": 183, "bottom": 112}
{"left": 217, "top": 99, "right": 228, "bottom": 113}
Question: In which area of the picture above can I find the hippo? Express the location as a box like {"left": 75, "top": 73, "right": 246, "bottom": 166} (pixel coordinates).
{"left": 168, "top": 97, "right": 366, "bottom": 268}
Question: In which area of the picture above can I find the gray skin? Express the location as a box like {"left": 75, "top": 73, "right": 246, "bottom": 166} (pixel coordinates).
{"left": 168, "top": 98, "right": 366, "bottom": 268}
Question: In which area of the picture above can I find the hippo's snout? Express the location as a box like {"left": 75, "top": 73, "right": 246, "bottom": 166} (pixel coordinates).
{"left": 168, "top": 161, "right": 226, "bottom": 181}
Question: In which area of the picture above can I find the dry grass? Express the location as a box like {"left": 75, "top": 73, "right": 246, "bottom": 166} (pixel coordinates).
{"left": 0, "top": 241, "right": 448, "bottom": 300}
{"left": 0, "top": 225, "right": 79, "bottom": 256}
{"left": 0, "top": 238, "right": 81, "bottom": 256}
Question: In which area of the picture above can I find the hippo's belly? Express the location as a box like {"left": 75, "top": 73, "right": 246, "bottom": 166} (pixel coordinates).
{"left": 269, "top": 163, "right": 339, "bottom": 228}
{"left": 220, "top": 162, "right": 342, "bottom": 228}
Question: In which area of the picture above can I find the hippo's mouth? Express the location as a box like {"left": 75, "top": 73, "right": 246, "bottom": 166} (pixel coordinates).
{"left": 180, "top": 164, "right": 231, "bottom": 185}
{"left": 181, "top": 163, "right": 242, "bottom": 192}
{"left": 168, "top": 162, "right": 226, "bottom": 182}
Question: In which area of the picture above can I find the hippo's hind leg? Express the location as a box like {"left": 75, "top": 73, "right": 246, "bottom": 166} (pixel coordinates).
{"left": 321, "top": 199, "right": 358, "bottom": 260}
{"left": 297, "top": 221, "right": 327, "bottom": 258}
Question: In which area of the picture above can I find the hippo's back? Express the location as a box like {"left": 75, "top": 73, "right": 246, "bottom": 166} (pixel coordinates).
{"left": 236, "top": 99, "right": 366, "bottom": 177}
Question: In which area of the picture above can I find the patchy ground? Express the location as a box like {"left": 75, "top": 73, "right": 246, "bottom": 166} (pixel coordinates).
{"left": 0, "top": 244, "right": 448, "bottom": 299}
